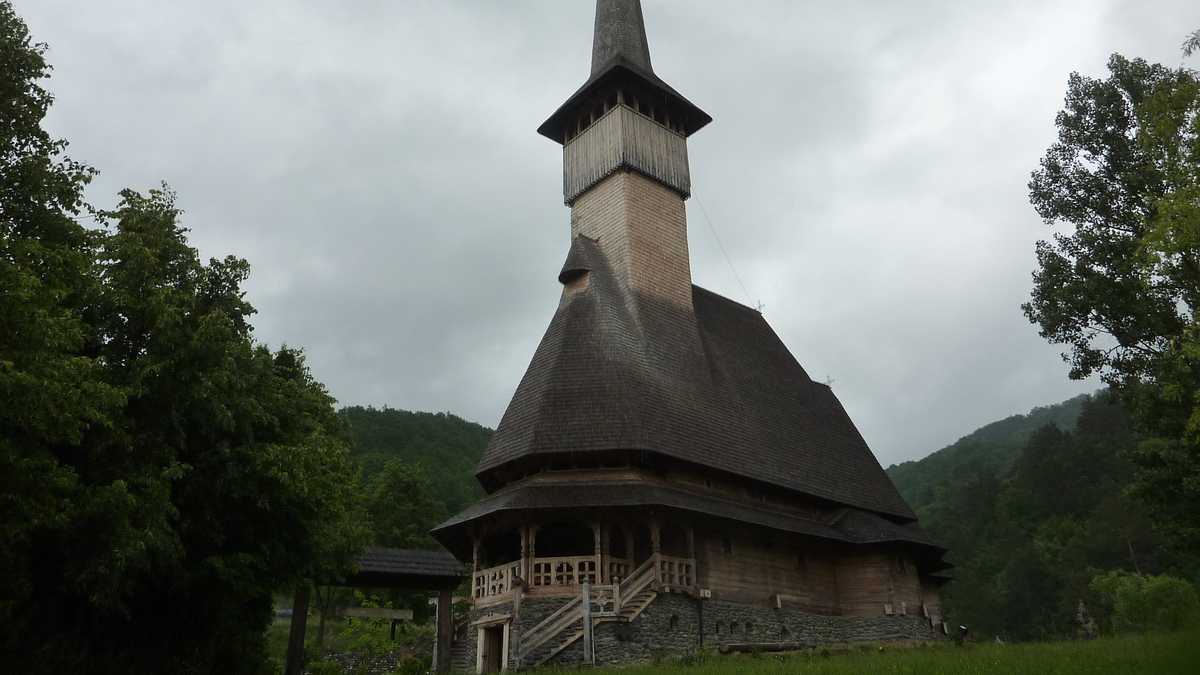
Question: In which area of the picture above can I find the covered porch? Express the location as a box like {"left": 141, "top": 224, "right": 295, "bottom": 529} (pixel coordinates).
{"left": 470, "top": 517, "right": 696, "bottom": 604}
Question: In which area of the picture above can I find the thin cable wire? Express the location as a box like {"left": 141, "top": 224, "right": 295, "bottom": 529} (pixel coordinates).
{"left": 694, "top": 194, "right": 756, "bottom": 310}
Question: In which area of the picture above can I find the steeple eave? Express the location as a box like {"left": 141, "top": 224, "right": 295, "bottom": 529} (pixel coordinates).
{"left": 537, "top": 0, "right": 711, "bottom": 144}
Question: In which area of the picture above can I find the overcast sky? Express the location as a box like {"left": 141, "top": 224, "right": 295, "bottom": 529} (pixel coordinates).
{"left": 20, "top": 0, "right": 1199, "bottom": 467}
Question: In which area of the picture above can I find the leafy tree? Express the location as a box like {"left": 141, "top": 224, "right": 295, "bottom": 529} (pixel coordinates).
{"left": 1090, "top": 571, "right": 1200, "bottom": 633}
{"left": 0, "top": 3, "right": 367, "bottom": 670}
{"left": 0, "top": 0, "right": 119, "bottom": 632}
{"left": 1025, "top": 54, "right": 1200, "bottom": 552}
{"left": 340, "top": 406, "right": 490, "bottom": 516}
{"left": 365, "top": 458, "right": 442, "bottom": 550}
{"left": 899, "top": 394, "right": 1173, "bottom": 640}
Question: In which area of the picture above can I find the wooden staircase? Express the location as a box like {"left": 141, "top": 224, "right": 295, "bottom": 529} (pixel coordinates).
{"left": 519, "top": 556, "right": 661, "bottom": 668}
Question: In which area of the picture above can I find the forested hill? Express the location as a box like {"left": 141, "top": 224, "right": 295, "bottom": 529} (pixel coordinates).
{"left": 338, "top": 406, "right": 491, "bottom": 516}
{"left": 885, "top": 393, "right": 1187, "bottom": 640}
{"left": 887, "top": 394, "right": 1089, "bottom": 516}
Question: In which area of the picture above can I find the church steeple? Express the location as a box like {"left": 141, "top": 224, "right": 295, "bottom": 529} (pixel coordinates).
{"left": 537, "top": 0, "right": 711, "bottom": 154}
{"left": 590, "top": 0, "right": 653, "bottom": 76}
{"left": 542, "top": 0, "right": 710, "bottom": 308}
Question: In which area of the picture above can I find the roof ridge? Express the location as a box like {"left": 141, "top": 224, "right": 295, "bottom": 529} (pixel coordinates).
{"left": 691, "top": 284, "right": 760, "bottom": 315}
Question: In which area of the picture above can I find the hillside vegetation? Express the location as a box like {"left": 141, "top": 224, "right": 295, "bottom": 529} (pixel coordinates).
{"left": 339, "top": 406, "right": 490, "bottom": 519}
{"left": 887, "top": 394, "right": 1088, "bottom": 515}
{"left": 887, "top": 394, "right": 1196, "bottom": 640}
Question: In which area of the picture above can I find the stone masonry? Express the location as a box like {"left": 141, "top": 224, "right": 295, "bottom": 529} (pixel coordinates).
{"left": 451, "top": 592, "right": 943, "bottom": 671}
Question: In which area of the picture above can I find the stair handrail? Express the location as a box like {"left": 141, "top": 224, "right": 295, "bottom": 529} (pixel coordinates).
{"left": 617, "top": 555, "right": 658, "bottom": 611}
{"left": 521, "top": 595, "right": 583, "bottom": 657}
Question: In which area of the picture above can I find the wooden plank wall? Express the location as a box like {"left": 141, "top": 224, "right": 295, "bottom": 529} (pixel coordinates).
{"left": 834, "top": 551, "right": 922, "bottom": 617}
{"left": 696, "top": 527, "right": 839, "bottom": 614}
{"left": 697, "top": 524, "right": 922, "bottom": 617}
{"left": 563, "top": 105, "right": 690, "bottom": 204}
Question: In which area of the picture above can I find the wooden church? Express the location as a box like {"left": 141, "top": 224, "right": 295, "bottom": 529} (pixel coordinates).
{"left": 432, "top": 1, "right": 949, "bottom": 670}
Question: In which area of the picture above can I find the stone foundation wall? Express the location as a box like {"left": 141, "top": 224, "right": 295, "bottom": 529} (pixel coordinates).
{"left": 702, "top": 599, "right": 943, "bottom": 647}
{"left": 451, "top": 592, "right": 943, "bottom": 671}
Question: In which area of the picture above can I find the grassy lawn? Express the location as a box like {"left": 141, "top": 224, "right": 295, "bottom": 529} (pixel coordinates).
{"left": 540, "top": 630, "right": 1200, "bottom": 675}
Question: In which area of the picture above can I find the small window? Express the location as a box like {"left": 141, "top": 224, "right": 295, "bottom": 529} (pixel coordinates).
{"left": 714, "top": 621, "right": 722, "bottom": 635}
{"left": 721, "top": 536, "right": 733, "bottom": 556}
{"left": 669, "top": 614, "right": 680, "bottom": 630}
{"left": 745, "top": 621, "right": 753, "bottom": 634}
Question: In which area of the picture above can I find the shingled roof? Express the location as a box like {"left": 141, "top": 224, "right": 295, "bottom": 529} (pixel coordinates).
{"left": 355, "top": 547, "right": 465, "bottom": 578}
{"left": 475, "top": 235, "right": 916, "bottom": 521}
{"left": 434, "top": 476, "right": 937, "bottom": 557}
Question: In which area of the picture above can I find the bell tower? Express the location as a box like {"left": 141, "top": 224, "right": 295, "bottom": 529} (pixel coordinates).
{"left": 538, "top": 0, "right": 711, "bottom": 308}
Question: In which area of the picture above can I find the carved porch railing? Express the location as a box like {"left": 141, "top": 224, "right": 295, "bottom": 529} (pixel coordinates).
{"left": 472, "top": 560, "right": 522, "bottom": 600}
{"left": 657, "top": 554, "right": 694, "bottom": 589}
{"left": 607, "top": 557, "right": 631, "bottom": 582}
{"left": 531, "top": 555, "right": 598, "bottom": 587}
{"left": 473, "top": 553, "right": 694, "bottom": 604}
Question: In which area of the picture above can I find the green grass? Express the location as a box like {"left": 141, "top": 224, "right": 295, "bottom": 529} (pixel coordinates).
{"left": 541, "top": 630, "right": 1200, "bottom": 675}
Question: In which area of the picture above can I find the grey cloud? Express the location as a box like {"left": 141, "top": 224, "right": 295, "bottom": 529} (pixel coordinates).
{"left": 22, "top": 0, "right": 1195, "bottom": 466}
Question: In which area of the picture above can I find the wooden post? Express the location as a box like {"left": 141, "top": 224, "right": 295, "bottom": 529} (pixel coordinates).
{"left": 435, "top": 589, "right": 452, "bottom": 673}
{"left": 592, "top": 523, "right": 603, "bottom": 584}
{"left": 283, "top": 585, "right": 310, "bottom": 675}
{"left": 687, "top": 526, "right": 697, "bottom": 588}
{"left": 528, "top": 525, "right": 539, "bottom": 586}
{"left": 519, "top": 526, "right": 529, "bottom": 581}
{"left": 581, "top": 581, "right": 594, "bottom": 665}
{"left": 650, "top": 521, "right": 662, "bottom": 583}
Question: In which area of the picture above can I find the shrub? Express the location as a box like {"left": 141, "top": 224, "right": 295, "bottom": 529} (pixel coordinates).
{"left": 1090, "top": 571, "right": 1200, "bottom": 633}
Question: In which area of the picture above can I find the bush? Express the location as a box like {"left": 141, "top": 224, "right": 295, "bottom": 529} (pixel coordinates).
{"left": 1090, "top": 571, "right": 1200, "bottom": 633}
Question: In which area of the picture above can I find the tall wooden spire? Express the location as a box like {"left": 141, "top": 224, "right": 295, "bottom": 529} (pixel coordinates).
{"left": 537, "top": 0, "right": 710, "bottom": 146}
{"left": 591, "top": 0, "right": 653, "bottom": 76}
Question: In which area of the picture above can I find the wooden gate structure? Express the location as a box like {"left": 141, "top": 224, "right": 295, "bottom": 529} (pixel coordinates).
{"left": 283, "top": 547, "right": 465, "bottom": 675}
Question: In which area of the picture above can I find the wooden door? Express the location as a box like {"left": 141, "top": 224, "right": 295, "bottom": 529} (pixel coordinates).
{"left": 480, "top": 625, "right": 503, "bottom": 673}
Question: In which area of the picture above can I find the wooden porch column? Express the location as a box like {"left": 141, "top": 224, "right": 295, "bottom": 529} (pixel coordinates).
{"left": 650, "top": 521, "right": 662, "bottom": 583}
{"left": 519, "top": 526, "right": 529, "bottom": 581}
{"left": 528, "top": 525, "right": 540, "bottom": 585}
{"left": 593, "top": 523, "right": 603, "bottom": 584}
{"left": 435, "top": 589, "right": 452, "bottom": 673}
{"left": 687, "top": 526, "right": 697, "bottom": 589}
{"left": 283, "top": 585, "right": 310, "bottom": 675}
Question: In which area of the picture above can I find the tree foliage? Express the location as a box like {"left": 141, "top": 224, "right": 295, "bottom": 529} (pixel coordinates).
{"left": 364, "top": 459, "right": 441, "bottom": 550}
{"left": 0, "top": 3, "right": 365, "bottom": 672}
{"left": 1025, "top": 53, "right": 1200, "bottom": 552}
{"left": 340, "top": 406, "right": 490, "bottom": 516}
{"left": 1090, "top": 571, "right": 1200, "bottom": 633}
{"left": 891, "top": 395, "right": 1186, "bottom": 640}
